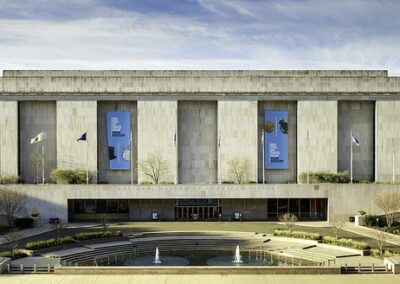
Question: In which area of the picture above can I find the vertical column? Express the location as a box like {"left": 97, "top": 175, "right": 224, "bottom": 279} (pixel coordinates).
{"left": 218, "top": 100, "right": 258, "bottom": 182}
{"left": 375, "top": 101, "right": 400, "bottom": 181}
{"left": 0, "top": 101, "right": 18, "bottom": 176}
{"left": 297, "top": 101, "right": 338, "bottom": 180}
{"left": 56, "top": 101, "right": 97, "bottom": 182}
{"left": 137, "top": 101, "right": 178, "bottom": 183}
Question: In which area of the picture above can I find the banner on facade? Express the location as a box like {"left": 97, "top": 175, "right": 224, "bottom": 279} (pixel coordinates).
{"left": 264, "top": 110, "right": 288, "bottom": 169}
{"left": 107, "top": 111, "right": 130, "bottom": 170}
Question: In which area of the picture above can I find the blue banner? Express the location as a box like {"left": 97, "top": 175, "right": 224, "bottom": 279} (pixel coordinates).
{"left": 264, "top": 110, "right": 288, "bottom": 169}
{"left": 107, "top": 111, "right": 131, "bottom": 170}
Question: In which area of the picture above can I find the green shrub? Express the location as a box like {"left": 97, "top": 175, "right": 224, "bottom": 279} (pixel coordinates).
{"left": 299, "top": 171, "right": 350, "bottom": 184}
{"left": 363, "top": 215, "right": 379, "bottom": 227}
{"left": 50, "top": 168, "right": 95, "bottom": 184}
{"left": 0, "top": 174, "right": 20, "bottom": 184}
{"left": 139, "top": 181, "right": 153, "bottom": 185}
{"left": 0, "top": 250, "right": 27, "bottom": 259}
{"left": 25, "top": 236, "right": 74, "bottom": 250}
{"left": 322, "top": 236, "right": 369, "bottom": 250}
{"left": 159, "top": 181, "right": 174, "bottom": 184}
{"left": 14, "top": 217, "right": 34, "bottom": 229}
{"left": 273, "top": 229, "right": 321, "bottom": 240}
{"left": 222, "top": 180, "right": 235, "bottom": 184}
{"left": 74, "top": 230, "right": 122, "bottom": 241}
{"left": 246, "top": 181, "right": 257, "bottom": 184}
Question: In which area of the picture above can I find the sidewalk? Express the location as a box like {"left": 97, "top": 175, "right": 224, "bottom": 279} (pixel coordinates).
{"left": 343, "top": 222, "right": 400, "bottom": 247}
{"left": 0, "top": 222, "right": 98, "bottom": 246}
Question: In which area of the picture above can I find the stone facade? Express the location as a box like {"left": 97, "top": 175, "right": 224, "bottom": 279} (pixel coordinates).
{"left": 178, "top": 101, "right": 217, "bottom": 184}
{"left": 0, "top": 101, "right": 18, "bottom": 176}
{"left": 375, "top": 101, "right": 400, "bottom": 181}
{"left": 297, "top": 101, "right": 338, "bottom": 180}
{"left": 218, "top": 100, "right": 258, "bottom": 183}
{"left": 56, "top": 101, "right": 97, "bottom": 182}
{"left": 137, "top": 100, "right": 178, "bottom": 183}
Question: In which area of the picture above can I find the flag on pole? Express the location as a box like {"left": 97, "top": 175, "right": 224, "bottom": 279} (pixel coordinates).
{"left": 218, "top": 136, "right": 221, "bottom": 148}
{"left": 30, "top": 132, "right": 45, "bottom": 144}
{"left": 351, "top": 133, "right": 360, "bottom": 146}
{"left": 77, "top": 132, "right": 87, "bottom": 141}
{"left": 393, "top": 138, "right": 395, "bottom": 154}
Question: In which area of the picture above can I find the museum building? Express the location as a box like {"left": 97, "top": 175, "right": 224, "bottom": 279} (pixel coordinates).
{"left": 0, "top": 70, "right": 400, "bottom": 222}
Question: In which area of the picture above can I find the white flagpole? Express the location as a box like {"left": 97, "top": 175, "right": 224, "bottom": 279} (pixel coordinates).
{"left": 393, "top": 138, "right": 395, "bottom": 184}
{"left": 218, "top": 135, "right": 222, "bottom": 184}
{"left": 350, "top": 130, "right": 353, "bottom": 184}
{"left": 42, "top": 140, "right": 45, "bottom": 185}
{"left": 262, "top": 130, "right": 265, "bottom": 184}
{"left": 307, "top": 130, "right": 309, "bottom": 185}
{"left": 130, "top": 131, "right": 133, "bottom": 185}
{"left": 86, "top": 132, "right": 89, "bottom": 185}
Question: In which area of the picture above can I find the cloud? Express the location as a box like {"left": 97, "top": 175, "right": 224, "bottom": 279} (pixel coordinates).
{"left": 0, "top": 0, "right": 399, "bottom": 75}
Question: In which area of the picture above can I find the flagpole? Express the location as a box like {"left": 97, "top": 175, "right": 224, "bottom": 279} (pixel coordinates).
{"left": 393, "top": 138, "right": 395, "bottom": 184}
{"left": 130, "top": 130, "right": 133, "bottom": 185}
{"left": 218, "top": 134, "right": 222, "bottom": 184}
{"left": 42, "top": 139, "right": 45, "bottom": 185}
{"left": 86, "top": 132, "right": 88, "bottom": 185}
{"left": 350, "top": 130, "right": 353, "bottom": 184}
{"left": 307, "top": 130, "right": 309, "bottom": 185}
{"left": 262, "top": 130, "right": 265, "bottom": 184}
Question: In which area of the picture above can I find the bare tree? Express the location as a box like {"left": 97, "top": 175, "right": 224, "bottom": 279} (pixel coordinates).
{"left": 5, "top": 228, "right": 20, "bottom": 258}
{"left": 138, "top": 151, "right": 169, "bottom": 184}
{"left": 228, "top": 157, "right": 252, "bottom": 184}
{"left": 279, "top": 213, "right": 298, "bottom": 234}
{"left": 329, "top": 220, "right": 345, "bottom": 239}
{"left": 374, "top": 190, "right": 400, "bottom": 228}
{"left": 100, "top": 215, "right": 110, "bottom": 233}
{"left": 374, "top": 228, "right": 389, "bottom": 256}
{"left": 0, "top": 189, "right": 26, "bottom": 227}
{"left": 52, "top": 221, "right": 65, "bottom": 243}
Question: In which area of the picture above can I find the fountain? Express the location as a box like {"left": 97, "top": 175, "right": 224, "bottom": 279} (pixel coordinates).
{"left": 233, "top": 245, "right": 243, "bottom": 263}
{"left": 153, "top": 247, "right": 162, "bottom": 264}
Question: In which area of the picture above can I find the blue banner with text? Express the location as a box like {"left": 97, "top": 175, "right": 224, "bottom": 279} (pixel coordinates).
{"left": 264, "top": 110, "right": 288, "bottom": 169}
{"left": 107, "top": 111, "right": 131, "bottom": 170}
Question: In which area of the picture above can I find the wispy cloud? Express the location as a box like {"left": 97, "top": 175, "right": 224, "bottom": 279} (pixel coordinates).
{"left": 0, "top": 0, "right": 399, "bottom": 74}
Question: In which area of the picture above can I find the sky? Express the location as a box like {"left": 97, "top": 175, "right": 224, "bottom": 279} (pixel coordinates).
{"left": 1, "top": 0, "right": 400, "bottom": 74}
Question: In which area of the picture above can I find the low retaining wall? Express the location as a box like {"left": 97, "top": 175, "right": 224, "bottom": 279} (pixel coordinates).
{"left": 54, "top": 266, "right": 341, "bottom": 275}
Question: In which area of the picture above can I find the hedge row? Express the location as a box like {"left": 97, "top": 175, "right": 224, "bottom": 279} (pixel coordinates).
{"left": 299, "top": 171, "right": 350, "bottom": 184}
{"left": 370, "top": 249, "right": 400, "bottom": 258}
{"left": 74, "top": 230, "right": 122, "bottom": 241}
{"left": 0, "top": 250, "right": 27, "bottom": 259}
{"left": 49, "top": 168, "right": 95, "bottom": 184}
{"left": 273, "top": 230, "right": 321, "bottom": 240}
{"left": 322, "top": 236, "right": 369, "bottom": 250}
{"left": 25, "top": 236, "right": 73, "bottom": 250}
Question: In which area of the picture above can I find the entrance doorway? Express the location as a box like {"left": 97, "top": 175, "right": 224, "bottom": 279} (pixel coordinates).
{"left": 175, "top": 199, "right": 221, "bottom": 221}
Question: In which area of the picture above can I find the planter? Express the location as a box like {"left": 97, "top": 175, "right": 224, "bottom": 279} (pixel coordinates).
{"left": 355, "top": 215, "right": 365, "bottom": 226}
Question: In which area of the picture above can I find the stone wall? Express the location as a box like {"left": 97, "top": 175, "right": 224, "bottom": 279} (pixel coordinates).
{"left": 178, "top": 101, "right": 217, "bottom": 184}
{"left": 137, "top": 101, "right": 177, "bottom": 183}
{"left": 218, "top": 100, "right": 258, "bottom": 182}
{"left": 375, "top": 101, "right": 400, "bottom": 181}
{"left": 338, "top": 101, "right": 375, "bottom": 180}
{"left": 56, "top": 101, "right": 98, "bottom": 182}
{"left": 297, "top": 101, "right": 338, "bottom": 180}
{"left": 19, "top": 101, "right": 57, "bottom": 183}
{"left": 0, "top": 101, "right": 18, "bottom": 176}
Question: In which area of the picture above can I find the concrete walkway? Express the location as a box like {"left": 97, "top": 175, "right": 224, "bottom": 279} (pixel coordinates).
{"left": 0, "top": 222, "right": 98, "bottom": 246}
{"left": 1, "top": 274, "right": 400, "bottom": 284}
{"left": 343, "top": 223, "right": 400, "bottom": 247}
